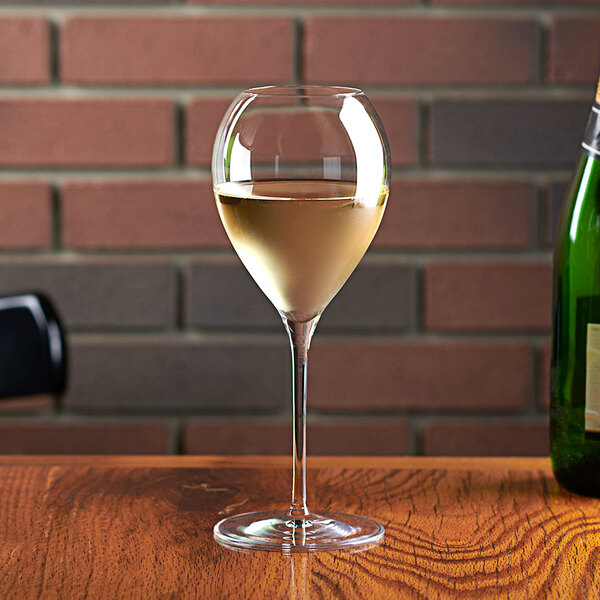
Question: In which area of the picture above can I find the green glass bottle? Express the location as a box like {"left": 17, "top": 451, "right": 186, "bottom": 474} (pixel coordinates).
{"left": 552, "top": 80, "right": 600, "bottom": 496}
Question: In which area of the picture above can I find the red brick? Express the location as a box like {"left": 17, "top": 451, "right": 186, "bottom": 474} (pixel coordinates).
{"left": 310, "top": 420, "right": 411, "bottom": 455}
{"left": 0, "top": 183, "right": 51, "bottom": 248}
{"left": 184, "top": 421, "right": 288, "bottom": 455}
{"left": 183, "top": 419, "right": 410, "bottom": 455}
{"left": 186, "top": 98, "right": 232, "bottom": 166}
{"left": 304, "top": 17, "right": 536, "bottom": 85}
{"left": 0, "top": 421, "right": 171, "bottom": 454}
{"left": 0, "top": 100, "right": 172, "bottom": 167}
{"left": 62, "top": 180, "right": 228, "bottom": 249}
{"left": 425, "top": 262, "right": 552, "bottom": 331}
{"left": 209, "top": 104, "right": 364, "bottom": 167}
{"left": 187, "top": 96, "right": 416, "bottom": 168}
{"left": 0, "top": 18, "right": 49, "bottom": 84}
{"left": 539, "top": 341, "right": 551, "bottom": 411}
{"left": 422, "top": 419, "right": 549, "bottom": 456}
{"left": 62, "top": 17, "right": 293, "bottom": 85}
{"left": 374, "top": 180, "right": 534, "bottom": 249}
{"left": 547, "top": 19, "right": 600, "bottom": 84}
{"left": 310, "top": 341, "right": 531, "bottom": 412}
{"left": 0, "top": 395, "right": 52, "bottom": 413}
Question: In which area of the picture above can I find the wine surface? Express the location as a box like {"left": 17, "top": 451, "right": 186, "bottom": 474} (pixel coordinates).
{"left": 214, "top": 180, "right": 388, "bottom": 322}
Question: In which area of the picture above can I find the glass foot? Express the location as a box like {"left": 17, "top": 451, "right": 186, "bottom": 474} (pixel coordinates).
{"left": 214, "top": 511, "right": 384, "bottom": 553}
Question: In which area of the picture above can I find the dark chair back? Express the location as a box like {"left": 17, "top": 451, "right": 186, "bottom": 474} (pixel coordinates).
{"left": 0, "top": 294, "right": 67, "bottom": 399}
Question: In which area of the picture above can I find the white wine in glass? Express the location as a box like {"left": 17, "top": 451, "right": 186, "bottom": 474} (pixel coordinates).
{"left": 215, "top": 180, "right": 388, "bottom": 322}
{"left": 212, "top": 86, "right": 390, "bottom": 552}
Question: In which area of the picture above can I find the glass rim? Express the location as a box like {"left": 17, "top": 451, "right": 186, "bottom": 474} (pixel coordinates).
{"left": 241, "top": 85, "right": 364, "bottom": 98}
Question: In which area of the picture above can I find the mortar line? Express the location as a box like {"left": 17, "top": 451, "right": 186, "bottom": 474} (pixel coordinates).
{"left": 0, "top": 245, "right": 554, "bottom": 260}
{"left": 172, "top": 418, "right": 184, "bottom": 455}
{"left": 67, "top": 330, "right": 552, "bottom": 344}
{"left": 418, "top": 99, "right": 429, "bottom": 168}
{"left": 0, "top": 5, "right": 599, "bottom": 18}
{"left": 0, "top": 86, "right": 592, "bottom": 98}
{"left": 0, "top": 247, "right": 554, "bottom": 260}
{"left": 50, "top": 182, "right": 62, "bottom": 251}
{"left": 174, "top": 100, "right": 186, "bottom": 167}
{"left": 536, "top": 10, "right": 547, "bottom": 86}
{"left": 530, "top": 344, "right": 543, "bottom": 416}
{"left": 173, "top": 255, "right": 186, "bottom": 332}
{"left": 0, "top": 167, "right": 575, "bottom": 180}
{"left": 412, "top": 417, "right": 424, "bottom": 456}
{"left": 48, "top": 18, "right": 60, "bottom": 84}
{"left": 293, "top": 18, "right": 303, "bottom": 84}
{"left": 19, "top": 408, "right": 548, "bottom": 421}
{"left": 533, "top": 181, "right": 544, "bottom": 251}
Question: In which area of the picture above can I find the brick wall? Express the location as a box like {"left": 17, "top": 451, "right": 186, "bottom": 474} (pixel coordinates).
{"left": 0, "top": 0, "right": 597, "bottom": 456}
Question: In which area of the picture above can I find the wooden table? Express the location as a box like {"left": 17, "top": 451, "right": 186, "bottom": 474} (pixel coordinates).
{"left": 0, "top": 455, "right": 598, "bottom": 598}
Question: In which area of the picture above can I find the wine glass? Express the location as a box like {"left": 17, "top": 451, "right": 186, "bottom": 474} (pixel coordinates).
{"left": 212, "top": 85, "right": 390, "bottom": 552}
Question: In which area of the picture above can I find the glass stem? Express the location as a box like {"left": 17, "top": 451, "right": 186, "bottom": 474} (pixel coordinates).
{"left": 282, "top": 315, "right": 320, "bottom": 520}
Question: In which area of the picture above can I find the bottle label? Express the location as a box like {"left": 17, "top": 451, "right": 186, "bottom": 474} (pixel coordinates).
{"left": 582, "top": 102, "right": 600, "bottom": 159}
{"left": 586, "top": 323, "right": 600, "bottom": 432}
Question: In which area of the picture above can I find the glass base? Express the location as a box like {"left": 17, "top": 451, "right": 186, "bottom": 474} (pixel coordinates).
{"left": 214, "top": 510, "right": 384, "bottom": 553}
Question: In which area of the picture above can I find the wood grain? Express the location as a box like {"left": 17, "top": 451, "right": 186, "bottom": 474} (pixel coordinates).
{"left": 0, "top": 457, "right": 597, "bottom": 598}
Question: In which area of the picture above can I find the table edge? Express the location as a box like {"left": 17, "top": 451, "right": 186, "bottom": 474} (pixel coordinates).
{"left": 0, "top": 455, "right": 552, "bottom": 470}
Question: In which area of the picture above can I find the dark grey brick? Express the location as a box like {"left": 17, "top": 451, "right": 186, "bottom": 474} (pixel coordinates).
{"left": 64, "top": 337, "right": 288, "bottom": 412}
{"left": 542, "top": 182, "right": 568, "bottom": 246}
{"left": 185, "top": 258, "right": 278, "bottom": 329}
{"left": 186, "top": 258, "right": 414, "bottom": 332}
{"left": 431, "top": 100, "right": 589, "bottom": 167}
{"left": 321, "top": 261, "right": 414, "bottom": 331}
{"left": 0, "top": 259, "right": 175, "bottom": 330}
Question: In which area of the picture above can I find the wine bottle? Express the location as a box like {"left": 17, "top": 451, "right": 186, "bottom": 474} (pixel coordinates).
{"left": 551, "top": 78, "right": 600, "bottom": 496}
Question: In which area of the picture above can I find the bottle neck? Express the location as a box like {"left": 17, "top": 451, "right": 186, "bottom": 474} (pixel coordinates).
{"left": 582, "top": 85, "right": 600, "bottom": 159}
